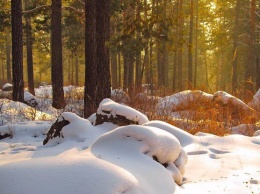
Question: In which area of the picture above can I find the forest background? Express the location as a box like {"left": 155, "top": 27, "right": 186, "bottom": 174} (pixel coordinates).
{"left": 0, "top": 0, "right": 259, "bottom": 102}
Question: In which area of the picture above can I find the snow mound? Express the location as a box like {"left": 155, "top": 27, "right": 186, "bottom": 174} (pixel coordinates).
{"left": 157, "top": 90, "right": 213, "bottom": 116}
{"left": 95, "top": 98, "right": 149, "bottom": 126}
{"left": 0, "top": 99, "right": 54, "bottom": 125}
{"left": 43, "top": 112, "right": 118, "bottom": 146}
{"left": 0, "top": 153, "right": 142, "bottom": 194}
{"left": 91, "top": 125, "right": 187, "bottom": 187}
{"left": 143, "top": 120, "right": 195, "bottom": 147}
{"left": 0, "top": 121, "right": 51, "bottom": 141}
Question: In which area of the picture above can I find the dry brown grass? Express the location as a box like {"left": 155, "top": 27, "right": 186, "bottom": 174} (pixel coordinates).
{"left": 129, "top": 90, "right": 259, "bottom": 137}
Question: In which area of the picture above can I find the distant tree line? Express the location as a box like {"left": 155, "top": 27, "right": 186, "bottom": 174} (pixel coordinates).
{"left": 0, "top": 0, "right": 259, "bottom": 107}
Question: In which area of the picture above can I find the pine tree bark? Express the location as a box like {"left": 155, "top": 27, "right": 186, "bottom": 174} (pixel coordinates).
{"left": 231, "top": 0, "right": 241, "bottom": 94}
{"left": 96, "top": 0, "right": 111, "bottom": 105}
{"left": 24, "top": 1, "right": 35, "bottom": 95}
{"left": 51, "top": 0, "right": 65, "bottom": 109}
{"left": 177, "top": 0, "right": 183, "bottom": 90}
{"left": 6, "top": 39, "right": 11, "bottom": 83}
{"left": 188, "top": 0, "right": 194, "bottom": 89}
{"left": 194, "top": 0, "right": 199, "bottom": 88}
{"left": 11, "top": 0, "right": 24, "bottom": 102}
{"left": 84, "top": 0, "right": 111, "bottom": 118}
{"left": 84, "top": 0, "right": 97, "bottom": 118}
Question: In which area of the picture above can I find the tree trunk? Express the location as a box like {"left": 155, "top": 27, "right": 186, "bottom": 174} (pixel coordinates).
{"left": 6, "top": 38, "right": 11, "bottom": 83}
{"left": 96, "top": 0, "right": 111, "bottom": 105}
{"left": 118, "top": 52, "right": 121, "bottom": 88}
{"left": 135, "top": 0, "right": 142, "bottom": 90}
{"left": 173, "top": 1, "right": 179, "bottom": 92}
{"left": 75, "top": 52, "right": 79, "bottom": 86}
{"left": 51, "top": 0, "right": 65, "bottom": 109}
{"left": 11, "top": 0, "right": 24, "bottom": 102}
{"left": 177, "top": 0, "right": 183, "bottom": 91}
{"left": 84, "top": 0, "right": 97, "bottom": 118}
{"left": 24, "top": 1, "right": 35, "bottom": 95}
{"left": 231, "top": 0, "right": 241, "bottom": 94}
{"left": 188, "top": 0, "right": 194, "bottom": 89}
{"left": 245, "top": 0, "right": 256, "bottom": 96}
{"left": 194, "top": 0, "right": 198, "bottom": 88}
{"left": 110, "top": 18, "right": 118, "bottom": 89}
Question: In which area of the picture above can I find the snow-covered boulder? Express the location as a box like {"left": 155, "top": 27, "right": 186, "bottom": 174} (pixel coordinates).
{"left": 230, "top": 124, "right": 257, "bottom": 136}
{"left": 95, "top": 98, "right": 149, "bottom": 126}
{"left": 254, "top": 130, "right": 260, "bottom": 136}
{"left": 24, "top": 91, "right": 39, "bottom": 107}
{"left": 2, "top": 83, "right": 13, "bottom": 91}
{"left": 212, "top": 91, "right": 259, "bottom": 122}
{"left": 157, "top": 90, "right": 213, "bottom": 116}
{"left": 111, "top": 89, "right": 130, "bottom": 104}
{"left": 91, "top": 125, "right": 188, "bottom": 188}
{"left": 248, "top": 89, "right": 260, "bottom": 112}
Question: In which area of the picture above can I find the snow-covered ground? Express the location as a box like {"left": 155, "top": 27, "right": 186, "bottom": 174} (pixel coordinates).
{"left": 0, "top": 87, "right": 260, "bottom": 194}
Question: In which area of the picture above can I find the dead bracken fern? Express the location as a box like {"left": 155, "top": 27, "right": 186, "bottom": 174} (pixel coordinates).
{"left": 130, "top": 89, "right": 260, "bottom": 137}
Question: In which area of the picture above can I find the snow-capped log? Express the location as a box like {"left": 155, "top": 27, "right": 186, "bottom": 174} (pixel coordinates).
{"left": 95, "top": 98, "right": 149, "bottom": 126}
{"left": 212, "top": 91, "right": 259, "bottom": 122}
{"left": 157, "top": 90, "right": 213, "bottom": 116}
{"left": 91, "top": 125, "right": 188, "bottom": 186}
{"left": 43, "top": 115, "right": 70, "bottom": 145}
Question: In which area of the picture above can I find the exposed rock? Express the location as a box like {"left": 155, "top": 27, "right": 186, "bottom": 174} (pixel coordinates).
{"left": 94, "top": 98, "right": 149, "bottom": 126}
{"left": 95, "top": 112, "right": 139, "bottom": 126}
{"left": 43, "top": 116, "right": 70, "bottom": 145}
{"left": 0, "top": 133, "right": 11, "bottom": 140}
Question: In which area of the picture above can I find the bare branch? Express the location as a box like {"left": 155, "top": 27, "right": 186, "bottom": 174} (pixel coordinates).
{"left": 22, "top": 5, "right": 51, "bottom": 14}
{"left": 77, "top": 0, "right": 85, "bottom": 6}
{"left": 22, "top": 5, "right": 84, "bottom": 15}
{"left": 62, "top": 6, "right": 84, "bottom": 14}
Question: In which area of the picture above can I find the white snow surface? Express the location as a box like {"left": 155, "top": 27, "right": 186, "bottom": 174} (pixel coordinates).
{"left": 96, "top": 98, "right": 149, "bottom": 125}
{"left": 0, "top": 100, "right": 260, "bottom": 193}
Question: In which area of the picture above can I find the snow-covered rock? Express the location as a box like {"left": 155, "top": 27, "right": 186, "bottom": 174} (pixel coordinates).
{"left": 111, "top": 89, "right": 130, "bottom": 104}
{"left": 95, "top": 98, "right": 149, "bottom": 126}
{"left": 253, "top": 130, "right": 260, "bottom": 136}
{"left": 2, "top": 83, "right": 13, "bottom": 91}
{"left": 157, "top": 90, "right": 213, "bottom": 116}
{"left": 212, "top": 91, "right": 259, "bottom": 122}
{"left": 43, "top": 112, "right": 118, "bottom": 146}
{"left": 248, "top": 89, "right": 260, "bottom": 112}
{"left": 230, "top": 124, "right": 257, "bottom": 136}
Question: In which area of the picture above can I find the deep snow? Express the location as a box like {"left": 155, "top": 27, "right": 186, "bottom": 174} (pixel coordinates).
{"left": 0, "top": 87, "right": 260, "bottom": 194}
